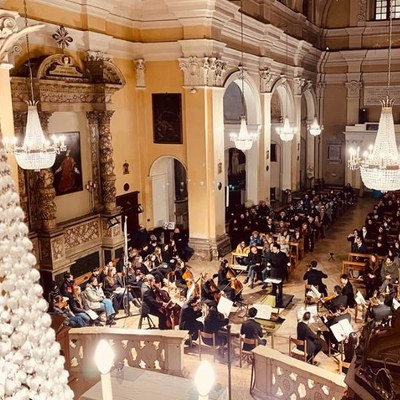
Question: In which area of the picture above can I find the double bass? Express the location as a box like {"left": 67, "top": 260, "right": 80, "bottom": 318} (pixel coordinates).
{"left": 153, "top": 286, "right": 181, "bottom": 329}
{"left": 225, "top": 265, "right": 244, "bottom": 298}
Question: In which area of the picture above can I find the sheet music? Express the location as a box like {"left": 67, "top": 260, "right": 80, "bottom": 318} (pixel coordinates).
{"left": 310, "top": 285, "right": 321, "bottom": 299}
{"left": 186, "top": 284, "right": 196, "bottom": 301}
{"left": 393, "top": 298, "right": 400, "bottom": 310}
{"left": 264, "top": 278, "right": 282, "bottom": 284}
{"left": 296, "top": 304, "right": 318, "bottom": 322}
{"left": 330, "top": 319, "right": 353, "bottom": 342}
{"left": 217, "top": 296, "right": 233, "bottom": 318}
{"left": 355, "top": 291, "right": 366, "bottom": 305}
{"left": 253, "top": 304, "right": 272, "bottom": 320}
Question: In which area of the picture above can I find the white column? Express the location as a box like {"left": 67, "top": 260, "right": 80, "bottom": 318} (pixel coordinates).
{"left": 259, "top": 92, "right": 272, "bottom": 202}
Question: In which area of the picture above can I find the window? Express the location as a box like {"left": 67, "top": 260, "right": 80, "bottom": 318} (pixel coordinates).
{"left": 375, "top": 0, "right": 400, "bottom": 20}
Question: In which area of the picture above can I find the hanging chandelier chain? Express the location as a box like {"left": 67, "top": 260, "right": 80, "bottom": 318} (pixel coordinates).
{"left": 387, "top": 0, "right": 393, "bottom": 95}
{"left": 240, "top": 0, "right": 245, "bottom": 103}
{"left": 23, "top": 0, "right": 35, "bottom": 103}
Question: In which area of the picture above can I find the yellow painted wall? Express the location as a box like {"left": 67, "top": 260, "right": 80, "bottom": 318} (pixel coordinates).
{"left": 324, "top": 0, "right": 350, "bottom": 28}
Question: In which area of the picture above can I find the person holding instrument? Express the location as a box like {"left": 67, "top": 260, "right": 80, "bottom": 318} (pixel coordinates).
{"left": 303, "top": 260, "right": 328, "bottom": 297}
{"left": 201, "top": 278, "right": 220, "bottom": 307}
{"left": 179, "top": 296, "right": 203, "bottom": 345}
{"left": 203, "top": 306, "right": 229, "bottom": 347}
{"left": 323, "top": 285, "right": 348, "bottom": 313}
{"left": 240, "top": 307, "right": 266, "bottom": 351}
{"left": 216, "top": 259, "right": 238, "bottom": 304}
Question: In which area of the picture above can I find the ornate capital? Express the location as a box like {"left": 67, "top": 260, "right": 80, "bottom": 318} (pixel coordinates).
{"left": 293, "top": 76, "right": 306, "bottom": 96}
{"left": 85, "top": 50, "right": 111, "bottom": 62}
{"left": 345, "top": 80, "right": 362, "bottom": 98}
{"left": 358, "top": 0, "right": 367, "bottom": 22}
{"left": 135, "top": 58, "right": 146, "bottom": 88}
{"left": 207, "top": 57, "right": 227, "bottom": 87}
{"left": 259, "top": 68, "right": 277, "bottom": 93}
{"left": 179, "top": 56, "right": 209, "bottom": 87}
{"left": 0, "top": 11, "right": 43, "bottom": 65}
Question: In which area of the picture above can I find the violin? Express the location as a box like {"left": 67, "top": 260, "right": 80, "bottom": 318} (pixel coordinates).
{"left": 153, "top": 286, "right": 181, "bottom": 329}
{"left": 209, "top": 279, "right": 222, "bottom": 303}
{"left": 320, "top": 293, "right": 338, "bottom": 303}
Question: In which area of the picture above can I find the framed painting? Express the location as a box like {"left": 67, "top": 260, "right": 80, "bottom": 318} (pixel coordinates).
{"left": 328, "top": 144, "right": 342, "bottom": 162}
{"left": 152, "top": 93, "right": 183, "bottom": 144}
{"left": 51, "top": 131, "right": 83, "bottom": 196}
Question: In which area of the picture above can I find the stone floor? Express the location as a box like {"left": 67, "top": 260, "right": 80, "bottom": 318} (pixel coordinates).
{"left": 84, "top": 197, "right": 375, "bottom": 400}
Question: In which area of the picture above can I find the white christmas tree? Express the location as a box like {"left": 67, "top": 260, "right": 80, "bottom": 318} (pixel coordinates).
{"left": 0, "top": 151, "right": 74, "bottom": 400}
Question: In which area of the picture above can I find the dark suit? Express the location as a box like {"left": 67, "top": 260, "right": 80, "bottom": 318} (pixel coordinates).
{"left": 270, "top": 251, "right": 289, "bottom": 304}
{"left": 326, "top": 294, "right": 348, "bottom": 313}
{"left": 297, "top": 321, "right": 322, "bottom": 361}
{"left": 141, "top": 284, "right": 167, "bottom": 329}
{"left": 341, "top": 281, "right": 355, "bottom": 308}
{"left": 240, "top": 318, "right": 265, "bottom": 351}
{"left": 179, "top": 302, "right": 203, "bottom": 340}
{"left": 322, "top": 313, "right": 351, "bottom": 346}
{"left": 203, "top": 312, "right": 228, "bottom": 346}
{"left": 303, "top": 268, "right": 328, "bottom": 296}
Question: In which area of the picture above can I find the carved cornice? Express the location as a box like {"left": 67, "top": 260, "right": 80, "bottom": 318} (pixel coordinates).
{"left": 293, "top": 76, "right": 306, "bottom": 96}
{"left": 259, "top": 68, "right": 278, "bottom": 93}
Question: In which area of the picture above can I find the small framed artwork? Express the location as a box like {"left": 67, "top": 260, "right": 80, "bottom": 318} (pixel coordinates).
{"left": 328, "top": 144, "right": 342, "bottom": 162}
{"left": 51, "top": 131, "right": 83, "bottom": 196}
{"left": 152, "top": 93, "right": 183, "bottom": 144}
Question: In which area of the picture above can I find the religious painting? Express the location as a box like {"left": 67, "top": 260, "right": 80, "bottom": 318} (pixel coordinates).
{"left": 51, "top": 131, "right": 83, "bottom": 196}
{"left": 227, "top": 148, "right": 246, "bottom": 190}
{"left": 328, "top": 144, "right": 342, "bottom": 162}
{"left": 152, "top": 93, "right": 183, "bottom": 144}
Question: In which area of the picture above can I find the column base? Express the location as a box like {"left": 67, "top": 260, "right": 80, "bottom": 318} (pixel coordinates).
{"left": 189, "top": 233, "right": 231, "bottom": 261}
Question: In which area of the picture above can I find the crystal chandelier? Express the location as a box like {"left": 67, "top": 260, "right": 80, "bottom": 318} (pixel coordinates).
{"left": 308, "top": 115, "right": 323, "bottom": 137}
{"left": 229, "top": 0, "right": 257, "bottom": 152}
{"left": 348, "top": 0, "right": 400, "bottom": 192}
{"left": 5, "top": 0, "right": 65, "bottom": 170}
{"left": 276, "top": 32, "right": 296, "bottom": 142}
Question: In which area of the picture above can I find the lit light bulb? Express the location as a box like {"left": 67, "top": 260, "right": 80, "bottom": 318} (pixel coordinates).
{"left": 194, "top": 360, "right": 215, "bottom": 398}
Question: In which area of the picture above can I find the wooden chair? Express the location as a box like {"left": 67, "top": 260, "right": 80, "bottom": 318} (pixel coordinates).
{"left": 138, "top": 312, "right": 156, "bottom": 329}
{"left": 239, "top": 337, "right": 258, "bottom": 367}
{"left": 198, "top": 330, "right": 223, "bottom": 363}
{"left": 288, "top": 336, "right": 308, "bottom": 363}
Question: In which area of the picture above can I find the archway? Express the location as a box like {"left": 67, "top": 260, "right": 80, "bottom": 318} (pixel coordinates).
{"left": 149, "top": 156, "right": 188, "bottom": 230}
{"left": 223, "top": 72, "right": 261, "bottom": 208}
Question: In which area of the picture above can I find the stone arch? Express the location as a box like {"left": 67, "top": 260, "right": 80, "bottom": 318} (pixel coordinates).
{"left": 271, "top": 77, "right": 296, "bottom": 123}
{"left": 303, "top": 86, "right": 317, "bottom": 122}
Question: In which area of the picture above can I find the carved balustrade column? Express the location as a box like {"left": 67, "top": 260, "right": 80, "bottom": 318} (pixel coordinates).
{"left": 37, "top": 111, "right": 57, "bottom": 230}
{"left": 86, "top": 111, "right": 102, "bottom": 210}
{"left": 97, "top": 110, "right": 116, "bottom": 212}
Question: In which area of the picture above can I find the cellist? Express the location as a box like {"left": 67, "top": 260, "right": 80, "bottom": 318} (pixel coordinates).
{"left": 216, "top": 259, "right": 241, "bottom": 305}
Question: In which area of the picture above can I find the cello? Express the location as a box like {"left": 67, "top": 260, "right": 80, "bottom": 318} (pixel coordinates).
{"left": 153, "top": 286, "right": 181, "bottom": 329}
{"left": 226, "top": 265, "right": 244, "bottom": 298}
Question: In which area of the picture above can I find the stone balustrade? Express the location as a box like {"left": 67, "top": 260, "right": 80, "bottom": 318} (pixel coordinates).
{"left": 68, "top": 327, "right": 187, "bottom": 379}
{"left": 251, "top": 347, "right": 347, "bottom": 400}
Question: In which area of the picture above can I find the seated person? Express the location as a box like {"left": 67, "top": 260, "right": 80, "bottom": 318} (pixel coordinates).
{"left": 351, "top": 236, "right": 367, "bottom": 254}
{"left": 91, "top": 267, "right": 105, "bottom": 287}
{"left": 243, "top": 246, "right": 262, "bottom": 288}
{"left": 303, "top": 260, "right": 328, "bottom": 297}
{"left": 60, "top": 272, "right": 74, "bottom": 301}
{"left": 141, "top": 274, "right": 168, "bottom": 329}
{"left": 51, "top": 295, "right": 88, "bottom": 328}
{"left": 321, "top": 306, "right": 351, "bottom": 352}
{"left": 68, "top": 285, "right": 92, "bottom": 326}
{"left": 216, "top": 259, "right": 238, "bottom": 304}
{"left": 249, "top": 231, "right": 263, "bottom": 247}
{"left": 297, "top": 311, "right": 324, "bottom": 364}
{"left": 201, "top": 279, "right": 219, "bottom": 308}
{"left": 381, "top": 255, "right": 399, "bottom": 284}
{"left": 179, "top": 296, "right": 203, "bottom": 344}
{"left": 84, "top": 276, "right": 116, "bottom": 324}
{"left": 340, "top": 274, "right": 355, "bottom": 308}
{"left": 203, "top": 306, "right": 229, "bottom": 346}
{"left": 234, "top": 241, "right": 250, "bottom": 265}
{"left": 240, "top": 307, "right": 266, "bottom": 351}
{"left": 324, "top": 285, "right": 348, "bottom": 313}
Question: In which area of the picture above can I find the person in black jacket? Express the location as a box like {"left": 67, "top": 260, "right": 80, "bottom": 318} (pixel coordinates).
{"left": 216, "top": 259, "right": 237, "bottom": 303}
{"left": 179, "top": 296, "right": 203, "bottom": 344}
{"left": 324, "top": 285, "right": 348, "bottom": 313}
{"left": 297, "top": 312, "right": 324, "bottom": 364}
{"left": 141, "top": 274, "right": 167, "bottom": 329}
{"left": 203, "top": 306, "right": 229, "bottom": 346}
{"left": 263, "top": 243, "right": 290, "bottom": 305}
{"left": 340, "top": 274, "right": 355, "bottom": 308}
{"left": 60, "top": 272, "right": 74, "bottom": 301}
{"left": 303, "top": 260, "right": 328, "bottom": 297}
{"left": 240, "top": 307, "right": 266, "bottom": 351}
{"left": 243, "top": 246, "right": 262, "bottom": 288}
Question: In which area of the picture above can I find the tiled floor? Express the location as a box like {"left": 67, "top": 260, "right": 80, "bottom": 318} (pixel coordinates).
{"left": 76, "top": 197, "right": 375, "bottom": 399}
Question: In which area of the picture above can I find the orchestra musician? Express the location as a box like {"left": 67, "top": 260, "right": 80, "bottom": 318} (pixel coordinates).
{"left": 340, "top": 274, "right": 355, "bottom": 308}
{"left": 297, "top": 311, "right": 325, "bottom": 365}
{"left": 303, "top": 260, "right": 328, "bottom": 297}
{"left": 201, "top": 278, "right": 220, "bottom": 308}
{"left": 240, "top": 307, "right": 267, "bottom": 351}
{"left": 321, "top": 305, "right": 351, "bottom": 353}
{"left": 323, "top": 285, "right": 348, "bottom": 313}
{"left": 179, "top": 296, "right": 203, "bottom": 345}
{"left": 216, "top": 259, "right": 240, "bottom": 304}
{"left": 203, "top": 306, "right": 229, "bottom": 346}
{"left": 141, "top": 274, "right": 168, "bottom": 330}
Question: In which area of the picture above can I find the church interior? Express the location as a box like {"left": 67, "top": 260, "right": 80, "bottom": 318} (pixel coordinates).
{"left": 0, "top": 0, "right": 400, "bottom": 399}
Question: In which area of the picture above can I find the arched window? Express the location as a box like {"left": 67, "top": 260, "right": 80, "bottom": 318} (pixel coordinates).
{"left": 375, "top": 0, "right": 400, "bottom": 20}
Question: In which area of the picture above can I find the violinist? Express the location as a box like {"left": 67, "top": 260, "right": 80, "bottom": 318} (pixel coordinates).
{"left": 321, "top": 305, "right": 351, "bottom": 353}
{"left": 141, "top": 274, "right": 168, "bottom": 330}
{"left": 323, "top": 285, "right": 348, "bottom": 313}
{"left": 297, "top": 311, "right": 324, "bottom": 364}
{"left": 216, "top": 259, "right": 238, "bottom": 304}
{"left": 303, "top": 260, "right": 328, "bottom": 297}
{"left": 174, "top": 261, "right": 190, "bottom": 297}
{"left": 201, "top": 279, "right": 220, "bottom": 307}
{"left": 179, "top": 296, "right": 203, "bottom": 345}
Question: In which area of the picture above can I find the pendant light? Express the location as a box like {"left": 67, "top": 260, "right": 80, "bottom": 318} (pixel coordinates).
{"left": 308, "top": 115, "right": 323, "bottom": 136}
{"left": 229, "top": 0, "right": 257, "bottom": 152}
{"left": 276, "top": 29, "right": 295, "bottom": 142}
